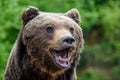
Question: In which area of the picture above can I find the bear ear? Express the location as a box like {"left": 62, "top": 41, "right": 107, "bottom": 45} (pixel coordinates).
{"left": 21, "top": 6, "right": 39, "bottom": 26}
{"left": 65, "top": 8, "right": 81, "bottom": 24}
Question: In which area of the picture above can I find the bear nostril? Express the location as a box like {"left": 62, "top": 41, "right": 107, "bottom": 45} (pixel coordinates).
{"left": 63, "top": 36, "right": 75, "bottom": 44}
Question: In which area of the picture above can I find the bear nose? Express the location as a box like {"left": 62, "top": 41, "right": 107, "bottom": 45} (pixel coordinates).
{"left": 62, "top": 36, "right": 75, "bottom": 45}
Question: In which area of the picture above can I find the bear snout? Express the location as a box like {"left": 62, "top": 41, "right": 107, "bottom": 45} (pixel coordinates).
{"left": 62, "top": 36, "right": 75, "bottom": 44}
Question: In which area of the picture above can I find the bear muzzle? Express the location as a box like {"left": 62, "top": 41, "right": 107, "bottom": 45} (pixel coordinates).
{"left": 49, "top": 36, "right": 76, "bottom": 68}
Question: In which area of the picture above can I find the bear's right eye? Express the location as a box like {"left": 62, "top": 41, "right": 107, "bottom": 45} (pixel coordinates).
{"left": 46, "top": 26, "right": 54, "bottom": 33}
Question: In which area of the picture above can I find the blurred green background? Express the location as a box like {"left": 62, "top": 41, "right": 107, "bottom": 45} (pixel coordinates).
{"left": 0, "top": 0, "right": 120, "bottom": 80}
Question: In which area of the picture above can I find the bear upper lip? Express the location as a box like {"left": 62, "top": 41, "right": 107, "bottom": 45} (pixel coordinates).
{"left": 49, "top": 46, "right": 74, "bottom": 68}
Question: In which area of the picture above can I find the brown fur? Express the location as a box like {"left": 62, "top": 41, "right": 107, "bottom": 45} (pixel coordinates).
{"left": 4, "top": 6, "right": 84, "bottom": 80}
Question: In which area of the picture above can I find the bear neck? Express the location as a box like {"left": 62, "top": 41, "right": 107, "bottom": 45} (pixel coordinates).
{"left": 22, "top": 55, "right": 65, "bottom": 80}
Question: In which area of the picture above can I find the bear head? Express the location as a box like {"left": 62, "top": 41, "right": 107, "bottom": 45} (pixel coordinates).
{"left": 21, "top": 6, "right": 84, "bottom": 76}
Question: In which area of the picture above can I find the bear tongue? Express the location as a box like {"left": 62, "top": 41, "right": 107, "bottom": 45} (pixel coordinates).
{"left": 59, "top": 59, "right": 68, "bottom": 65}
{"left": 59, "top": 61, "right": 68, "bottom": 67}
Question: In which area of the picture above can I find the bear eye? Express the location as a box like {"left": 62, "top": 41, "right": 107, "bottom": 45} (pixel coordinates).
{"left": 70, "top": 27, "right": 74, "bottom": 33}
{"left": 46, "top": 26, "right": 54, "bottom": 33}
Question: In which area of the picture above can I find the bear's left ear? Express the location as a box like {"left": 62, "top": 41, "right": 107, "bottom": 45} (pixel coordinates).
{"left": 21, "top": 6, "right": 39, "bottom": 26}
{"left": 65, "top": 8, "right": 81, "bottom": 24}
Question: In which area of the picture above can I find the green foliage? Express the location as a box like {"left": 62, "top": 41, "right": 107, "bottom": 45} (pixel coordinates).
{"left": 77, "top": 67, "right": 108, "bottom": 80}
{"left": 0, "top": 0, "right": 120, "bottom": 80}
{"left": 111, "top": 66, "right": 120, "bottom": 80}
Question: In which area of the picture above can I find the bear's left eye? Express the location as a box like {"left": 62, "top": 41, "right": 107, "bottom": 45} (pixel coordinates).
{"left": 46, "top": 26, "right": 54, "bottom": 33}
{"left": 70, "top": 27, "right": 74, "bottom": 33}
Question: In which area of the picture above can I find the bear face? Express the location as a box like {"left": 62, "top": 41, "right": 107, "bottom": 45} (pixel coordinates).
{"left": 21, "top": 6, "right": 84, "bottom": 74}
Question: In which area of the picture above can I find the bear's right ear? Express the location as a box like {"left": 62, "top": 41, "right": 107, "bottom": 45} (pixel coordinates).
{"left": 65, "top": 8, "right": 81, "bottom": 24}
{"left": 21, "top": 6, "right": 39, "bottom": 26}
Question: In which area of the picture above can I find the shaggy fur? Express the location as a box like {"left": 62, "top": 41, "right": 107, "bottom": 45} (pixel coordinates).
{"left": 4, "top": 6, "right": 84, "bottom": 80}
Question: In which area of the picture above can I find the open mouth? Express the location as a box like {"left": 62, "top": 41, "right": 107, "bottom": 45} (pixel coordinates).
{"left": 50, "top": 47, "right": 73, "bottom": 68}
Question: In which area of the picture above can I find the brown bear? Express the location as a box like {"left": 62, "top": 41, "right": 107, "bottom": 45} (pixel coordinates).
{"left": 4, "top": 6, "right": 84, "bottom": 80}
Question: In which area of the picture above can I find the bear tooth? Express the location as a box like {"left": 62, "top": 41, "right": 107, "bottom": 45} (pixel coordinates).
{"left": 68, "top": 56, "right": 71, "bottom": 60}
{"left": 59, "top": 56, "right": 62, "bottom": 60}
{"left": 59, "top": 56, "right": 70, "bottom": 61}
